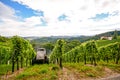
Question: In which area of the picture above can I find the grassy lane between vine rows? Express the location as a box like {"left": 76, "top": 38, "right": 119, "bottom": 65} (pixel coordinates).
{"left": 1, "top": 62, "right": 120, "bottom": 80}
{"left": 1, "top": 64, "right": 59, "bottom": 80}
{"left": 63, "top": 62, "right": 120, "bottom": 80}
{"left": 0, "top": 64, "right": 12, "bottom": 79}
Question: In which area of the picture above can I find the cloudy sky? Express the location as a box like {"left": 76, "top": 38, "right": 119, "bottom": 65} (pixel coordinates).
{"left": 0, "top": 0, "right": 120, "bottom": 37}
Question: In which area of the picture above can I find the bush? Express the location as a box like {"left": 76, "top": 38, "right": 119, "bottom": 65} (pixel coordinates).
{"left": 51, "top": 65, "right": 59, "bottom": 71}
{"left": 39, "top": 68, "right": 48, "bottom": 74}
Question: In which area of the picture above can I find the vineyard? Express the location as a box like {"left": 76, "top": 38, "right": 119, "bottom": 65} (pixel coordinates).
{"left": 50, "top": 39, "right": 120, "bottom": 66}
{"left": 0, "top": 35, "right": 120, "bottom": 80}
{"left": 0, "top": 36, "right": 35, "bottom": 74}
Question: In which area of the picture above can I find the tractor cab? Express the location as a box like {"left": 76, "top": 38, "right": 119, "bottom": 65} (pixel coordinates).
{"left": 32, "top": 48, "right": 49, "bottom": 65}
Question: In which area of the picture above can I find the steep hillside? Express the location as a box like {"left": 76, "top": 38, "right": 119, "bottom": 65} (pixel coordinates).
{"left": 96, "top": 37, "right": 120, "bottom": 47}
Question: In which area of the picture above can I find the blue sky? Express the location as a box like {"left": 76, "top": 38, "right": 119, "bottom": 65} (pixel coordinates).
{"left": 90, "top": 13, "right": 110, "bottom": 21}
{"left": 0, "top": 0, "right": 35, "bottom": 18}
{"left": 0, "top": 0, "right": 120, "bottom": 37}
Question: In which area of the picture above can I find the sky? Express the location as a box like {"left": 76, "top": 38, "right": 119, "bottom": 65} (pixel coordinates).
{"left": 0, "top": 0, "right": 120, "bottom": 37}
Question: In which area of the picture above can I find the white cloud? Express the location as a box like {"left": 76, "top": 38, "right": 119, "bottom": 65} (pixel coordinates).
{"left": 0, "top": 0, "right": 120, "bottom": 37}
{"left": 0, "top": 2, "right": 16, "bottom": 19}
{"left": 12, "top": 0, "right": 120, "bottom": 20}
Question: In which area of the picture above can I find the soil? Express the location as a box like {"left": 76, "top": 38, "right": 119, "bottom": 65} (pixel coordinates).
{"left": 58, "top": 67, "right": 120, "bottom": 80}
{"left": 1, "top": 67, "right": 120, "bottom": 80}
{"left": 58, "top": 67, "right": 79, "bottom": 80}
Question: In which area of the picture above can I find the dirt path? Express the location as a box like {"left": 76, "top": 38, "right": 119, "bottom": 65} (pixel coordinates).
{"left": 58, "top": 67, "right": 120, "bottom": 80}
{"left": 99, "top": 74, "right": 120, "bottom": 80}
{"left": 58, "top": 67, "right": 80, "bottom": 80}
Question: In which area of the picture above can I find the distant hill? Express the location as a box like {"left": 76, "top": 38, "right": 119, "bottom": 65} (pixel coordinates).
{"left": 93, "top": 30, "right": 120, "bottom": 39}
{"left": 30, "top": 36, "right": 92, "bottom": 43}
{"left": 30, "top": 30, "right": 120, "bottom": 43}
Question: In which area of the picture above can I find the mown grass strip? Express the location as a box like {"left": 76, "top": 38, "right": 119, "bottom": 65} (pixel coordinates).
{"left": 16, "top": 64, "right": 59, "bottom": 80}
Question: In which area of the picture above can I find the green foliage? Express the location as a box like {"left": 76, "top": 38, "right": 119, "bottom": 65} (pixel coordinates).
{"left": 16, "top": 71, "right": 38, "bottom": 79}
{"left": 99, "top": 42, "right": 120, "bottom": 64}
{"left": 39, "top": 68, "right": 48, "bottom": 74}
{"left": 96, "top": 38, "right": 120, "bottom": 47}
{"left": 42, "top": 42, "right": 54, "bottom": 54}
{"left": 63, "top": 63, "right": 104, "bottom": 78}
{"left": 31, "top": 31, "right": 120, "bottom": 43}
{"left": 98, "top": 61, "right": 120, "bottom": 72}
{"left": 62, "top": 38, "right": 120, "bottom": 66}
{"left": 0, "top": 35, "right": 36, "bottom": 73}
{"left": 10, "top": 36, "right": 36, "bottom": 72}
{"left": 1, "top": 34, "right": 120, "bottom": 79}
{"left": 50, "top": 39, "right": 65, "bottom": 68}
{"left": 85, "top": 40, "right": 98, "bottom": 54}
{"left": 0, "top": 46, "right": 12, "bottom": 64}
{"left": 51, "top": 65, "right": 59, "bottom": 71}
{"left": 113, "top": 30, "right": 118, "bottom": 39}
{"left": 62, "top": 40, "right": 98, "bottom": 65}
{"left": 0, "top": 36, "right": 9, "bottom": 42}
{"left": 0, "top": 36, "right": 12, "bottom": 65}
{"left": 64, "top": 40, "right": 81, "bottom": 53}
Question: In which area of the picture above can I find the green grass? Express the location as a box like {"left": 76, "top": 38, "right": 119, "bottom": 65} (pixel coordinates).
{"left": 16, "top": 64, "right": 59, "bottom": 80}
{"left": 98, "top": 61, "right": 120, "bottom": 73}
{"left": 1, "top": 63, "right": 120, "bottom": 80}
{"left": 63, "top": 62, "right": 115, "bottom": 78}
{"left": 0, "top": 64, "right": 12, "bottom": 75}
{"left": 96, "top": 38, "right": 120, "bottom": 47}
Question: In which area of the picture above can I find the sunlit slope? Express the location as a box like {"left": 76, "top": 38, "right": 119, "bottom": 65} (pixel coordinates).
{"left": 96, "top": 37, "right": 120, "bottom": 48}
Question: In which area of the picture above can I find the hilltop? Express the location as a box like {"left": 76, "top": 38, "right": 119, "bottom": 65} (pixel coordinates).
{"left": 30, "top": 30, "right": 120, "bottom": 43}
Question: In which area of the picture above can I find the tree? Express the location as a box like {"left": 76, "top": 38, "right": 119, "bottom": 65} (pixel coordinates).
{"left": 42, "top": 42, "right": 54, "bottom": 54}
{"left": 65, "top": 40, "right": 81, "bottom": 53}
{"left": 112, "top": 42, "right": 120, "bottom": 64}
{"left": 11, "top": 36, "right": 36, "bottom": 72}
{"left": 85, "top": 41, "right": 98, "bottom": 66}
{"left": 0, "top": 36, "right": 9, "bottom": 42}
{"left": 11, "top": 36, "right": 23, "bottom": 71}
{"left": 50, "top": 39, "right": 65, "bottom": 69}
{"left": 113, "top": 30, "right": 118, "bottom": 39}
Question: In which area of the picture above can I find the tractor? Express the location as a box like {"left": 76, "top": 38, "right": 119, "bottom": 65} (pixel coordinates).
{"left": 32, "top": 48, "right": 49, "bottom": 65}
